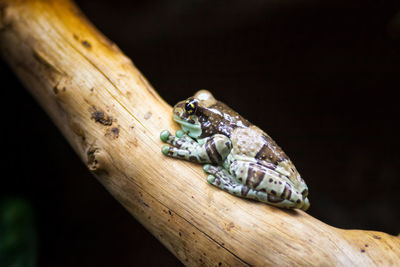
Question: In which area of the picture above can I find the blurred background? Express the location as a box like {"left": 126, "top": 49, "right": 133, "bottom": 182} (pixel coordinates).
{"left": 1, "top": 0, "right": 399, "bottom": 266}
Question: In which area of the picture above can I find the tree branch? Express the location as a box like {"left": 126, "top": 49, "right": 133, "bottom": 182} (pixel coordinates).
{"left": 0, "top": 0, "right": 399, "bottom": 265}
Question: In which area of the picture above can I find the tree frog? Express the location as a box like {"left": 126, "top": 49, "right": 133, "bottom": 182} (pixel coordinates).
{"left": 160, "top": 90, "right": 310, "bottom": 210}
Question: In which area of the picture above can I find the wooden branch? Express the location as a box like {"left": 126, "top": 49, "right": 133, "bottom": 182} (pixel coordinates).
{"left": 1, "top": 0, "right": 399, "bottom": 265}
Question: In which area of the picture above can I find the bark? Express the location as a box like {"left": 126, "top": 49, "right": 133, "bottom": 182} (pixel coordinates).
{"left": 0, "top": 0, "right": 399, "bottom": 266}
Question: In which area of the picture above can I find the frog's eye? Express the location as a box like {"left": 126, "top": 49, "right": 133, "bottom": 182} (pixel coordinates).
{"left": 185, "top": 99, "right": 198, "bottom": 115}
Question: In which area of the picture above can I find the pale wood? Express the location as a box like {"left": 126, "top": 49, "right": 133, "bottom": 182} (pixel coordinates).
{"left": 0, "top": 0, "right": 399, "bottom": 266}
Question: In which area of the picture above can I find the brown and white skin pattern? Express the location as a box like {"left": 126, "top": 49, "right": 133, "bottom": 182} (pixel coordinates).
{"left": 161, "top": 90, "right": 310, "bottom": 210}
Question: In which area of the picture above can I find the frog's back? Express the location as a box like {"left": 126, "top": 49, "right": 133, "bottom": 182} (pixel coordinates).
{"left": 230, "top": 125, "right": 303, "bottom": 187}
{"left": 194, "top": 90, "right": 304, "bottom": 187}
{"left": 205, "top": 98, "right": 294, "bottom": 172}
{"left": 229, "top": 125, "right": 284, "bottom": 160}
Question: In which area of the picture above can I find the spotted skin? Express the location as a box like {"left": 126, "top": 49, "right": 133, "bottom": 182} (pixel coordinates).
{"left": 224, "top": 158, "right": 307, "bottom": 209}
{"left": 161, "top": 90, "right": 310, "bottom": 210}
{"left": 161, "top": 130, "right": 231, "bottom": 164}
{"left": 204, "top": 165, "right": 305, "bottom": 209}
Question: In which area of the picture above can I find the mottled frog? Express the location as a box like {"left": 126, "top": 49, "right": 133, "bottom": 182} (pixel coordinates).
{"left": 160, "top": 90, "right": 310, "bottom": 210}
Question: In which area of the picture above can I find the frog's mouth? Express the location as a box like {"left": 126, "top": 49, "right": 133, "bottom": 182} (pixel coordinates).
{"left": 173, "top": 114, "right": 202, "bottom": 139}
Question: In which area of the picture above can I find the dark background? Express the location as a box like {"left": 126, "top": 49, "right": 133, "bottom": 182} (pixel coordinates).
{"left": 1, "top": 0, "right": 400, "bottom": 266}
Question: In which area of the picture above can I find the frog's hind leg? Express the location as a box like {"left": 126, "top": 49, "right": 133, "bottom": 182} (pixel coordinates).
{"left": 246, "top": 189, "right": 308, "bottom": 210}
{"left": 204, "top": 164, "right": 251, "bottom": 197}
{"left": 229, "top": 160, "right": 309, "bottom": 210}
{"left": 204, "top": 164, "right": 266, "bottom": 202}
{"left": 204, "top": 164, "right": 307, "bottom": 210}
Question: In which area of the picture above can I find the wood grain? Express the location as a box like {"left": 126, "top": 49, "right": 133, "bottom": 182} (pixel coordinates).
{"left": 0, "top": 0, "right": 399, "bottom": 265}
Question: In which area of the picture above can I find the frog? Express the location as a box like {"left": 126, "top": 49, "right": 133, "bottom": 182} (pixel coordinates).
{"left": 160, "top": 90, "right": 310, "bottom": 210}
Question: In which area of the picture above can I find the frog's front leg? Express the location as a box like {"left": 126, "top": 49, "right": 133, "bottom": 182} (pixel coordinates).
{"left": 160, "top": 130, "right": 232, "bottom": 164}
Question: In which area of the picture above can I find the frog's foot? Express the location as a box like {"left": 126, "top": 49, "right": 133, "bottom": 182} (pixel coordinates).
{"left": 249, "top": 190, "right": 310, "bottom": 210}
{"left": 161, "top": 145, "right": 205, "bottom": 162}
{"left": 204, "top": 164, "right": 232, "bottom": 185}
{"left": 160, "top": 130, "right": 232, "bottom": 165}
{"left": 160, "top": 130, "right": 209, "bottom": 163}
{"left": 160, "top": 130, "right": 196, "bottom": 148}
{"left": 203, "top": 164, "right": 252, "bottom": 197}
{"left": 203, "top": 164, "right": 223, "bottom": 175}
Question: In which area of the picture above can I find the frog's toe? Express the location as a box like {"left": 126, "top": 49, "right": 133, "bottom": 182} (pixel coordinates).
{"left": 160, "top": 130, "right": 171, "bottom": 142}
{"left": 301, "top": 197, "right": 310, "bottom": 211}
{"left": 161, "top": 145, "right": 171, "bottom": 156}
{"left": 203, "top": 164, "right": 213, "bottom": 173}
{"left": 206, "top": 174, "right": 217, "bottom": 184}
{"left": 175, "top": 129, "right": 185, "bottom": 138}
{"left": 203, "top": 164, "right": 222, "bottom": 175}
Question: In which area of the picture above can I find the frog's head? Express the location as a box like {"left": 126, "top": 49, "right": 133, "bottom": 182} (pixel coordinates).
{"left": 173, "top": 90, "right": 219, "bottom": 140}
